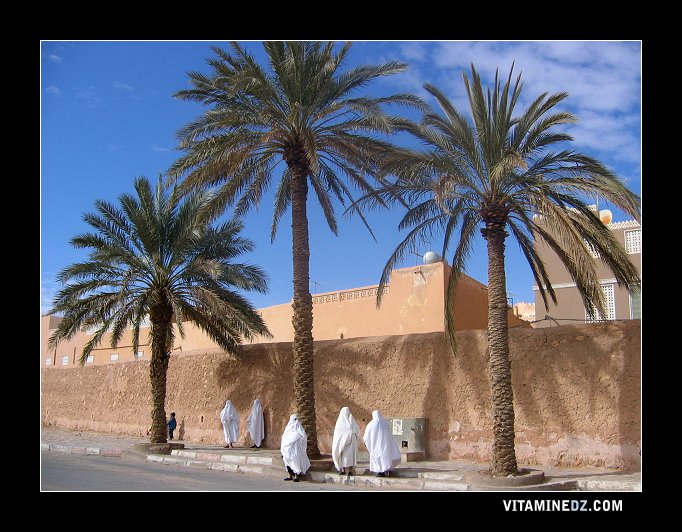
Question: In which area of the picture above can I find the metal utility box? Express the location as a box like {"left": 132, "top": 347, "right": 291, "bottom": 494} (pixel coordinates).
{"left": 385, "top": 417, "right": 427, "bottom": 460}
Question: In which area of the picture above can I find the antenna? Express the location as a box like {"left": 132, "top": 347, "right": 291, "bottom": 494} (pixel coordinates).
{"left": 311, "top": 280, "right": 327, "bottom": 294}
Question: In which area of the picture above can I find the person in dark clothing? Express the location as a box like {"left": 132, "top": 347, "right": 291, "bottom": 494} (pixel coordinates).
{"left": 167, "top": 412, "right": 177, "bottom": 440}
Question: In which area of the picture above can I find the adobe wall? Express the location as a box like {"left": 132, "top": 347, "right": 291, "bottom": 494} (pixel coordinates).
{"left": 41, "top": 321, "right": 640, "bottom": 470}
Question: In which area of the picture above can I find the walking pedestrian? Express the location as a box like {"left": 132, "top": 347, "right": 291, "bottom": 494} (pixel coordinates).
{"left": 332, "top": 406, "right": 359, "bottom": 476}
{"left": 280, "top": 414, "right": 310, "bottom": 482}
{"left": 247, "top": 399, "right": 265, "bottom": 448}
{"left": 220, "top": 400, "right": 240, "bottom": 448}
{"left": 167, "top": 412, "right": 177, "bottom": 441}
{"left": 363, "top": 409, "right": 401, "bottom": 477}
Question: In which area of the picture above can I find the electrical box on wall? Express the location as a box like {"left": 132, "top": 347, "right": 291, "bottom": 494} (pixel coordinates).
{"left": 385, "top": 417, "right": 427, "bottom": 461}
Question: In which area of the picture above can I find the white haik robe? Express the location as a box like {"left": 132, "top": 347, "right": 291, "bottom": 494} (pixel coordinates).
{"left": 332, "top": 406, "right": 359, "bottom": 471}
{"left": 363, "top": 409, "right": 402, "bottom": 473}
{"left": 280, "top": 414, "right": 310, "bottom": 475}
{"left": 220, "top": 400, "right": 240, "bottom": 445}
{"left": 246, "top": 399, "right": 265, "bottom": 447}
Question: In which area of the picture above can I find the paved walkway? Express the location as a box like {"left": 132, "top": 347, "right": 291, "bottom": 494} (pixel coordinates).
{"left": 40, "top": 428, "right": 641, "bottom": 491}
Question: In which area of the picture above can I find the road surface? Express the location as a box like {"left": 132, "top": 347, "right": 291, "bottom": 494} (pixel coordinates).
{"left": 41, "top": 451, "right": 365, "bottom": 491}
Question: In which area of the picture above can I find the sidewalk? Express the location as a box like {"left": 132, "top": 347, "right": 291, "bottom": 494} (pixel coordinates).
{"left": 40, "top": 428, "right": 641, "bottom": 491}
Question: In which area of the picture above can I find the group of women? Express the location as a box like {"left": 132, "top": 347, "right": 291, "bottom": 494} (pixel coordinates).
{"left": 219, "top": 400, "right": 402, "bottom": 483}
{"left": 281, "top": 408, "right": 402, "bottom": 482}
{"left": 219, "top": 399, "right": 264, "bottom": 449}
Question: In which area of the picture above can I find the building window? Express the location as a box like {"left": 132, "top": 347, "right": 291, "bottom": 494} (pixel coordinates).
{"left": 625, "top": 229, "right": 641, "bottom": 254}
{"left": 45, "top": 357, "right": 52, "bottom": 367}
{"left": 110, "top": 354, "right": 119, "bottom": 362}
{"left": 135, "top": 351, "right": 144, "bottom": 359}
{"left": 630, "top": 288, "right": 641, "bottom": 319}
{"left": 86, "top": 355, "right": 94, "bottom": 364}
{"left": 586, "top": 284, "right": 615, "bottom": 322}
{"left": 61, "top": 355, "right": 69, "bottom": 366}
{"left": 583, "top": 238, "right": 600, "bottom": 258}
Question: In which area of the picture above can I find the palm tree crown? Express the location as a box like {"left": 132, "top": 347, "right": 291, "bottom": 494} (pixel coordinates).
{"left": 361, "top": 64, "right": 640, "bottom": 476}
{"left": 167, "top": 41, "right": 421, "bottom": 457}
{"left": 47, "top": 177, "right": 270, "bottom": 442}
{"left": 370, "top": 64, "right": 640, "bottom": 339}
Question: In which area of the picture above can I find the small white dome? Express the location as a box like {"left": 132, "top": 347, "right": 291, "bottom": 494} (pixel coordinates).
{"left": 599, "top": 209, "right": 613, "bottom": 224}
{"left": 423, "top": 251, "right": 442, "bottom": 264}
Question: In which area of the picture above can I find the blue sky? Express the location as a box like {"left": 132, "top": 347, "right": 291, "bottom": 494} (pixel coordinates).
{"left": 41, "top": 41, "right": 641, "bottom": 314}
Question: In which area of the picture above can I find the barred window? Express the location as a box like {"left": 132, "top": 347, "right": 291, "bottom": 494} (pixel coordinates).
{"left": 625, "top": 229, "right": 641, "bottom": 254}
{"left": 586, "top": 284, "right": 615, "bottom": 322}
{"left": 86, "top": 355, "right": 94, "bottom": 364}
{"left": 110, "top": 353, "right": 119, "bottom": 362}
{"left": 61, "top": 355, "right": 69, "bottom": 366}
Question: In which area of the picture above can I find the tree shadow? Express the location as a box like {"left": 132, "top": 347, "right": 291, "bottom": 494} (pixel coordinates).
{"left": 215, "top": 342, "right": 294, "bottom": 449}
{"left": 511, "top": 321, "right": 640, "bottom": 470}
{"left": 164, "top": 321, "right": 639, "bottom": 470}
{"left": 312, "top": 339, "right": 371, "bottom": 452}
{"left": 416, "top": 329, "right": 492, "bottom": 462}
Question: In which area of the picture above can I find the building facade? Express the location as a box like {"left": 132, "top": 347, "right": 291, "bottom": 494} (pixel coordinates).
{"left": 533, "top": 216, "right": 641, "bottom": 327}
{"left": 41, "top": 260, "right": 528, "bottom": 368}
{"left": 512, "top": 302, "right": 536, "bottom": 323}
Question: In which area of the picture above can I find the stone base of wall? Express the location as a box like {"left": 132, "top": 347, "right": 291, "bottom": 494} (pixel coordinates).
{"left": 42, "top": 322, "right": 641, "bottom": 470}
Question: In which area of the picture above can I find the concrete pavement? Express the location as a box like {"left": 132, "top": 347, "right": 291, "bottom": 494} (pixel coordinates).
{"left": 40, "top": 427, "right": 641, "bottom": 491}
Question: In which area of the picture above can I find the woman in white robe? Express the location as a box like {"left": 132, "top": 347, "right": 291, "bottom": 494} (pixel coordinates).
{"left": 220, "top": 400, "right": 240, "bottom": 448}
{"left": 332, "top": 406, "right": 359, "bottom": 476}
{"left": 363, "top": 409, "right": 401, "bottom": 476}
{"left": 246, "top": 399, "right": 265, "bottom": 448}
{"left": 280, "top": 414, "right": 310, "bottom": 482}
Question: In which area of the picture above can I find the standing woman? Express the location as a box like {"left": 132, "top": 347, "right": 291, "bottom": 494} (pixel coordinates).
{"left": 247, "top": 399, "right": 265, "bottom": 448}
{"left": 220, "top": 400, "right": 240, "bottom": 448}
{"left": 280, "top": 414, "right": 310, "bottom": 482}
{"left": 363, "top": 410, "right": 401, "bottom": 477}
{"left": 332, "top": 406, "right": 360, "bottom": 476}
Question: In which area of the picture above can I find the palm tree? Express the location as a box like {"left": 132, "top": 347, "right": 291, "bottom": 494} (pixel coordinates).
{"left": 167, "top": 41, "right": 421, "bottom": 457}
{"left": 47, "top": 177, "right": 271, "bottom": 444}
{"left": 361, "top": 65, "right": 640, "bottom": 476}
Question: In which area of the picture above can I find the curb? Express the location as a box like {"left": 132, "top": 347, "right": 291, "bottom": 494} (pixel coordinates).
{"left": 147, "top": 452, "right": 470, "bottom": 490}
{"left": 41, "top": 443, "right": 122, "bottom": 458}
{"left": 41, "top": 441, "right": 641, "bottom": 491}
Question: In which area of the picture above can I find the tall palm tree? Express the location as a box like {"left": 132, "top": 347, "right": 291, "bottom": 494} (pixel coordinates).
{"left": 361, "top": 65, "right": 641, "bottom": 476}
{"left": 167, "top": 41, "right": 421, "bottom": 457}
{"left": 47, "top": 177, "right": 271, "bottom": 444}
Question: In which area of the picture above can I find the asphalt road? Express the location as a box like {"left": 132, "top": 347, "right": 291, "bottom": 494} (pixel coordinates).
{"left": 40, "top": 451, "right": 364, "bottom": 491}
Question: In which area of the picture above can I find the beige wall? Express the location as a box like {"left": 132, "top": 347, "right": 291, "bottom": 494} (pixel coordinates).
{"left": 41, "top": 321, "right": 641, "bottom": 470}
{"left": 41, "top": 316, "right": 152, "bottom": 367}
{"left": 253, "top": 262, "right": 494, "bottom": 343}
{"left": 41, "top": 261, "right": 527, "bottom": 367}
{"left": 534, "top": 220, "right": 641, "bottom": 326}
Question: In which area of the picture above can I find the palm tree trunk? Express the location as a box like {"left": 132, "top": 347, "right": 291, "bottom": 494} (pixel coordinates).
{"left": 149, "top": 309, "right": 172, "bottom": 444}
{"left": 485, "top": 226, "right": 519, "bottom": 476}
{"left": 289, "top": 165, "right": 320, "bottom": 458}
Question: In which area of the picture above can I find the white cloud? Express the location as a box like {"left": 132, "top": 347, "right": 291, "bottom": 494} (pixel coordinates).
{"left": 45, "top": 85, "right": 62, "bottom": 96}
{"left": 113, "top": 81, "right": 134, "bottom": 92}
{"left": 151, "top": 145, "right": 171, "bottom": 152}
{"left": 75, "top": 86, "right": 104, "bottom": 108}
{"left": 48, "top": 54, "right": 63, "bottom": 64}
{"left": 398, "top": 42, "right": 430, "bottom": 63}
{"left": 431, "top": 41, "right": 640, "bottom": 113}
{"left": 397, "top": 41, "right": 641, "bottom": 181}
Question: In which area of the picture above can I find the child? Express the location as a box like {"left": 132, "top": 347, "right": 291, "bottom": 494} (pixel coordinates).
{"left": 167, "top": 412, "right": 177, "bottom": 441}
